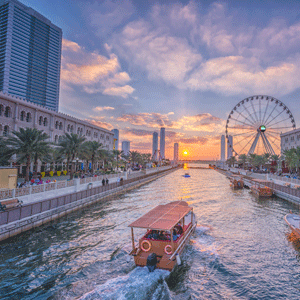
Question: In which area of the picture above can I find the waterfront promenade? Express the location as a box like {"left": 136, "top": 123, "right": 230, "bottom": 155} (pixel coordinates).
{"left": 0, "top": 166, "right": 177, "bottom": 242}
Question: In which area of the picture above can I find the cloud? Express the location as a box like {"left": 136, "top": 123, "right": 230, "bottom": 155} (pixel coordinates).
{"left": 109, "top": 2, "right": 300, "bottom": 96}
{"left": 93, "top": 106, "right": 115, "bottom": 112}
{"left": 61, "top": 39, "right": 134, "bottom": 98}
{"left": 87, "top": 119, "right": 114, "bottom": 130}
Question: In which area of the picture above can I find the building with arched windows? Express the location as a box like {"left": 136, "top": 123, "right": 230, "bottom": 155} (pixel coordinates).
{"left": 0, "top": 92, "right": 114, "bottom": 149}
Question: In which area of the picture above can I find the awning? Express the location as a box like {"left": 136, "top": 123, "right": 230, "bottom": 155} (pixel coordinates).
{"left": 128, "top": 201, "right": 192, "bottom": 231}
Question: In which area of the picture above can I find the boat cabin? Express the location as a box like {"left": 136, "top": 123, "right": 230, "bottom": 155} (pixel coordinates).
{"left": 128, "top": 201, "right": 196, "bottom": 271}
{"left": 250, "top": 179, "right": 273, "bottom": 197}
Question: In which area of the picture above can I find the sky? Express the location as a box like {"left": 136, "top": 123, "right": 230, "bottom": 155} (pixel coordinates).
{"left": 20, "top": 0, "right": 300, "bottom": 160}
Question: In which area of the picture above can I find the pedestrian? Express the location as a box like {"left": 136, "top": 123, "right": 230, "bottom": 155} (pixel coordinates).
{"left": 106, "top": 178, "right": 109, "bottom": 185}
{"left": 102, "top": 178, "right": 105, "bottom": 186}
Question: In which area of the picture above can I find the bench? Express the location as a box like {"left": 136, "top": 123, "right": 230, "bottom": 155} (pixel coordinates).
{"left": 0, "top": 199, "right": 23, "bottom": 211}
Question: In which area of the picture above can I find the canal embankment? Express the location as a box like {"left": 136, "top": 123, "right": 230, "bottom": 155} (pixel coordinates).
{"left": 0, "top": 166, "right": 178, "bottom": 242}
{"left": 216, "top": 168, "right": 300, "bottom": 207}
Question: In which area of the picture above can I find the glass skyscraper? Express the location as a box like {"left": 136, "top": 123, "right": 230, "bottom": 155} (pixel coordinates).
{"left": 0, "top": 0, "right": 62, "bottom": 111}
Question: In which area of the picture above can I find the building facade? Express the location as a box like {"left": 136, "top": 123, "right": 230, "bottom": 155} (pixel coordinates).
{"left": 174, "top": 143, "right": 178, "bottom": 162}
{"left": 122, "top": 141, "right": 130, "bottom": 156}
{"left": 227, "top": 135, "right": 233, "bottom": 159}
{"left": 0, "top": 0, "right": 62, "bottom": 111}
{"left": 221, "top": 135, "right": 225, "bottom": 161}
{"left": 152, "top": 132, "right": 158, "bottom": 160}
{"left": 0, "top": 92, "right": 114, "bottom": 149}
{"left": 111, "top": 129, "right": 119, "bottom": 150}
{"left": 280, "top": 128, "right": 300, "bottom": 153}
{"left": 160, "top": 127, "right": 165, "bottom": 159}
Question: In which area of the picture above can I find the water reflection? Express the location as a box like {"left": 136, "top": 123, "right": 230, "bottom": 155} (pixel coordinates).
{"left": 0, "top": 167, "right": 300, "bottom": 299}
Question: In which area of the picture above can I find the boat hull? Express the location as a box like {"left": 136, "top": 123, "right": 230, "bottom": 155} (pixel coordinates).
{"left": 250, "top": 186, "right": 273, "bottom": 197}
{"left": 285, "top": 214, "right": 300, "bottom": 239}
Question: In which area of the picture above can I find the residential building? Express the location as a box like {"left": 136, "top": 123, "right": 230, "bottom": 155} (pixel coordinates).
{"left": 160, "top": 127, "right": 165, "bottom": 159}
{"left": 281, "top": 128, "right": 300, "bottom": 153}
{"left": 152, "top": 132, "right": 158, "bottom": 160}
{"left": 227, "top": 135, "right": 233, "bottom": 159}
{"left": 0, "top": 0, "right": 62, "bottom": 111}
{"left": 0, "top": 92, "right": 114, "bottom": 148}
{"left": 111, "top": 129, "right": 119, "bottom": 150}
{"left": 174, "top": 143, "right": 179, "bottom": 162}
{"left": 221, "top": 135, "right": 225, "bottom": 161}
{"left": 122, "top": 141, "right": 130, "bottom": 156}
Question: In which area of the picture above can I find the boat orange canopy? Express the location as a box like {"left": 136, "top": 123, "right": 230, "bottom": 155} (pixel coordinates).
{"left": 128, "top": 201, "right": 192, "bottom": 231}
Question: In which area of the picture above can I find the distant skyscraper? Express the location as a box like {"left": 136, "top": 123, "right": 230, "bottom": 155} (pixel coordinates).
{"left": 0, "top": 0, "right": 62, "bottom": 111}
{"left": 174, "top": 143, "right": 179, "bottom": 161}
{"left": 160, "top": 127, "right": 165, "bottom": 159}
{"left": 227, "top": 135, "right": 233, "bottom": 159}
{"left": 221, "top": 135, "right": 225, "bottom": 161}
{"left": 152, "top": 132, "right": 158, "bottom": 160}
{"left": 111, "top": 129, "right": 119, "bottom": 150}
{"left": 122, "top": 141, "right": 130, "bottom": 156}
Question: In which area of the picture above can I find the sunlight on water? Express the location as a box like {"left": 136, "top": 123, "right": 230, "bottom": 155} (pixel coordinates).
{"left": 0, "top": 166, "right": 300, "bottom": 299}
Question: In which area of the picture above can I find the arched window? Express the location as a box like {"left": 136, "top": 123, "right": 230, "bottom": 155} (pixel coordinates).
{"left": 4, "top": 106, "right": 11, "bottom": 118}
{"left": 0, "top": 105, "right": 3, "bottom": 116}
{"left": 0, "top": 124, "right": 2, "bottom": 132}
{"left": 58, "top": 136, "right": 62, "bottom": 142}
{"left": 59, "top": 122, "right": 63, "bottom": 130}
{"left": 3, "top": 125, "right": 9, "bottom": 136}
{"left": 77, "top": 127, "right": 81, "bottom": 134}
{"left": 20, "top": 111, "right": 26, "bottom": 121}
{"left": 39, "top": 116, "right": 43, "bottom": 125}
{"left": 80, "top": 128, "right": 83, "bottom": 134}
{"left": 67, "top": 124, "right": 70, "bottom": 132}
{"left": 55, "top": 121, "right": 59, "bottom": 129}
{"left": 43, "top": 117, "right": 48, "bottom": 126}
{"left": 26, "top": 112, "right": 31, "bottom": 122}
{"left": 54, "top": 135, "right": 58, "bottom": 144}
{"left": 70, "top": 125, "right": 74, "bottom": 133}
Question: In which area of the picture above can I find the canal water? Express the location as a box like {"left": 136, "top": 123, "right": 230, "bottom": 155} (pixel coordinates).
{"left": 1, "top": 167, "right": 300, "bottom": 299}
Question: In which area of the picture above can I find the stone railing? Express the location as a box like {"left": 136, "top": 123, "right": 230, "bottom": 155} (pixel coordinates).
{"left": 268, "top": 174, "right": 300, "bottom": 185}
{"left": 0, "top": 173, "right": 125, "bottom": 201}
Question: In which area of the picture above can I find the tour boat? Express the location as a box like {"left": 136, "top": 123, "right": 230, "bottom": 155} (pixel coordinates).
{"left": 284, "top": 213, "right": 300, "bottom": 239}
{"left": 230, "top": 175, "right": 244, "bottom": 189}
{"left": 128, "top": 201, "right": 197, "bottom": 272}
{"left": 183, "top": 173, "right": 191, "bottom": 178}
{"left": 250, "top": 179, "right": 273, "bottom": 197}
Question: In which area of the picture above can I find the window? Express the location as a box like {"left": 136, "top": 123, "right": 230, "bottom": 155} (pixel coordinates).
{"left": 55, "top": 121, "right": 59, "bottom": 129}
{"left": 285, "top": 138, "right": 288, "bottom": 142}
{"left": 58, "top": 136, "right": 62, "bottom": 142}
{"left": 297, "top": 135, "right": 300, "bottom": 141}
{"left": 3, "top": 125, "right": 9, "bottom": 136}
{"left": 20, "top": 111, "right": 25, "bottom": 121}
{"left": 291, "top": 136, "right": 294, "bottom": 141}
{"left": 77, "top": 127, "right": 81, "bottom": 134}
{"left": 39, "top": 116, "right": 43, "bottom": 125}
{"left": 106, "top": 135, "right": 110, "bottom": 140}
{"left": 67, "top": 124, "right": 70, "bottom": 132}
{"left": 0, "top": 105, "right": 3, "bottom": 116}
{"left": 43, "top": 118, "right": 48, "bottom": 126}
{"left": 94, "top": 132, "right": 98, "bottom": 138}
{"left": 70, "top": 125, "right": 74, "bottom": 133}
{"left": 26, "top": 112, "right": 31, "bottom": 122}
{"left": 4, "top": 107, "right": 11, "bottom": 118}
{"left": 55, "top": 135, "right": 58, "bottom": 143}
{"left": 59, "top": 122, "right": 63, "bottom": 130}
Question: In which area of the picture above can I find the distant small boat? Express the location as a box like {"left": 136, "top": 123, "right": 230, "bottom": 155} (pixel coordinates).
{"left": 230, "top": 175, "right": 244, "bottom": 189}
{"left": 285, "top": 213, "right": 300, "bottom": 239}
{"left": 183, "top": 173, "right": 190, "bottom": 178}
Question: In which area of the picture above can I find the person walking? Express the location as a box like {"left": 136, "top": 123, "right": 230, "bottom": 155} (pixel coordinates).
{"left": 102, "top": 178, "right": 105, "bottom": 186}
{"left": 106, "top": 178, "right": 109, "bottom": 185}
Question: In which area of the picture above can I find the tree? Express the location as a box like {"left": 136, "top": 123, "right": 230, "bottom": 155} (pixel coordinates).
{"left": 129, "top": 151, "right": 141, "bottom": 167}
{"left": 4, "top": 128, "right": 49, "bottom": 181}
{"left": 112, "top": 149, "right": 123, "bottom": 171}
{"left": 226, "top": 156, "right": 236, "bottom": 167}
{"left": 283, "top": 148, "right": 299, "bottom": 174}
{"left": 82, "top": 141, "right": 104, "bottom": 173}
{"left": 0, "top": 137, "right": 13, "bottom": 166}
{"left": 57, "top": 133, "right": 86, "bottom": 179}
{"left": 238, "top": 154, "right": 247, "bottom": 169}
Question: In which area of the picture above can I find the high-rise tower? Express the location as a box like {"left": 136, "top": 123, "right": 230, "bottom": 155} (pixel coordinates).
{"left": 221, "top": 135, "right": 225, "bottom": 161}
{"left": 160, "top": 127, "right": 165, "bottom": 159}
{"left": 122, "top": 141, "right": 130, "bottom": 156}
{"left": 152, "top": 132, "right": 158, "bottom": 160}
{"left": 111, "top": 129, "right": 119, "bottom": 150}
{"left": 174, "top": 143, "right": 179, "bottom": 162}
{"left": 227, "top": 135, "right": 233, "bottom": 159}
{"left": 0, "top": 0, "right": 62, "bottom": 111}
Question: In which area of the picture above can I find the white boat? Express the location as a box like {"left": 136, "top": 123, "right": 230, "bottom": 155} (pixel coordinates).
{"left": 284, "top": 213, "right": 300, "bottom": 239}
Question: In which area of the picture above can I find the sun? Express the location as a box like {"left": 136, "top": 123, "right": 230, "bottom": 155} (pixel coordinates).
{"left": 183, "top": 150, "right": 188, "bottom": 155}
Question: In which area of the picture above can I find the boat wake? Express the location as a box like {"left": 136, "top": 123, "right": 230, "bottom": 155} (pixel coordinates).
{"left": 79, "top": 267, "right": 171, "bottom": 300}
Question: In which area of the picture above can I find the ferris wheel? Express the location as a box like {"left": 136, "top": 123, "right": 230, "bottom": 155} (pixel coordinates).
{"left": 225, "top": 95, "right": 296, "bottom": 156}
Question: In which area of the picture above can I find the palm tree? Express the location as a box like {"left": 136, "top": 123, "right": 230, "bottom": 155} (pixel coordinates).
{"left": 226, "top": 156, "right": 236, "bottom": 167}
{"left": 238, "top": 154, "right": 247, "bottom": 169}
{"left": 0, "top": 137, "right": 13, "bottom": 166}
{"left": 283, "top": 148, "right": 299, "bottom": 174}
{"left": 58, "top": 133, "right": 86, "bottom": 179}
{"left": 129, "top": 151, "right": 141, "bottom": 167}
{"left": 4, "top": 128, "right": 49, "bottom": 181}
{"left": 82, "top": 141, "right": 104, "bottom": 173}
{"left": 112, "top": 149, "right": 123, "bottom": 171}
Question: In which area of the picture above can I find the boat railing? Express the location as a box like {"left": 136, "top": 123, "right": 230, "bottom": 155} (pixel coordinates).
{"left": 169, "top": 223, "right": 197, "bottom": 261}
